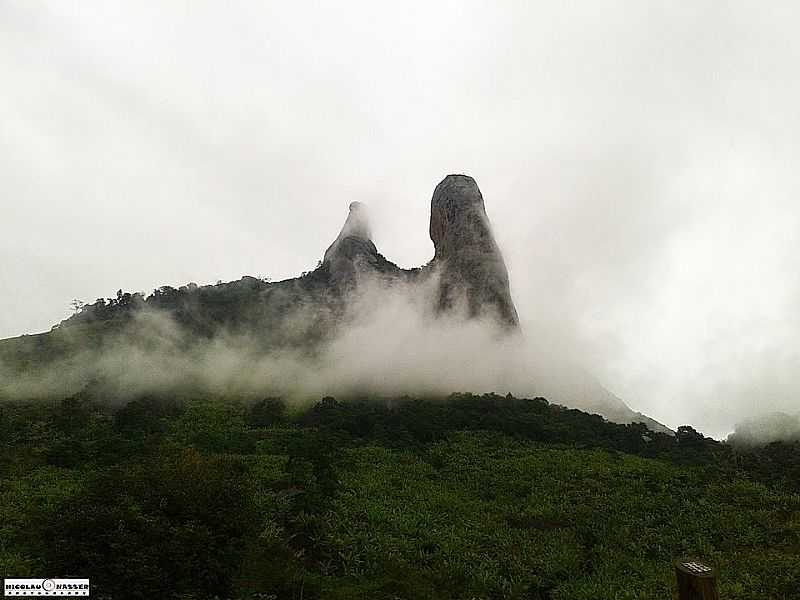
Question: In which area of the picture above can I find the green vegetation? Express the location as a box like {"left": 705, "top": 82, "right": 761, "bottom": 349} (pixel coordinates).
{"left": 1, "top": 393, "right": 798, "bottom": 599}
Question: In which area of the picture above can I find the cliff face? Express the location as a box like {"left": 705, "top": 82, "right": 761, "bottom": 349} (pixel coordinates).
{"left": 321, "top": 201, "right": 407, "bottom": 291}
{"left": 429, "top": 175, "right": 519, "bottom": 329}
{"left": 316, "top": 174, "right": 520, "bottom": 328}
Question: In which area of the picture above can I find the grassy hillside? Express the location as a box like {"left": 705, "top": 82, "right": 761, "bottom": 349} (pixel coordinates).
{"left": 1, "top": 393, "right": 798, "bottom": 599}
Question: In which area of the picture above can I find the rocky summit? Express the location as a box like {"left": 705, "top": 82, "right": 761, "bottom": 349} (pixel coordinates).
{"left": 0, "top": 173, "right": 523, "bottom": 355}
{"left": 312, "top": 174, "right": 520, "bottom": 328}
{"left": 429, "top": 175, "right": 519, "bottom": 328}
{"left": 322, "top": 201, "right": 385, "bottom": 289}
{"left": 0, "top": 174, "right": 668, "bottom": 432}
{"left": 315, "top": 174, "right": 519, "bottom": 328}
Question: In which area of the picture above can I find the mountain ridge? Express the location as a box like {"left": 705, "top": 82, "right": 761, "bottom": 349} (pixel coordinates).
{"left": 0, "top": 174, "right": 670, "bottom": 433}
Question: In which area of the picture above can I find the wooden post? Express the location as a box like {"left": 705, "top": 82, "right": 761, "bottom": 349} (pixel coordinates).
{"left": 675, "top": 559, "right": 719, "bottom": 600}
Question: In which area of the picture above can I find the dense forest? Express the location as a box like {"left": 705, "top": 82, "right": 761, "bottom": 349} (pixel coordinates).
{"left": 1, "top": 392, "right": 798, "bottom": 599}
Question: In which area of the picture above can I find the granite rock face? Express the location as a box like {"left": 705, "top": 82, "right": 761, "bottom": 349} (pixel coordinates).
{"left": 323, "top": 201, "right": 373, "bottom": 264}
{"left": 317, "top": 175, "right": 520, "bottom": 329}
{"left": 429, "top": 175, "right": 519, "bottom": 328}
{"left": 321, "top": 201, "right": 406, "bottom": 290}
{"left": 322, "top": 202, "right": 381, "bottom": 288}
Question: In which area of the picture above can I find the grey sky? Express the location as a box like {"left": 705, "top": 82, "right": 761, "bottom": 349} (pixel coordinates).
{"left": 1, "top": 1, "right": 799, "bottom": 436}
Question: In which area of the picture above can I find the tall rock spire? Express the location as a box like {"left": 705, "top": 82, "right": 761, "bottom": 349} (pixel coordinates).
{"left": 429, "top": 175, "right": 519, "bottom": 329}
{"left": 323, "top": 201, "right": 373, "bottom": 264}
{"left": 322, "top": 201, "right": 390, "bottom": 289}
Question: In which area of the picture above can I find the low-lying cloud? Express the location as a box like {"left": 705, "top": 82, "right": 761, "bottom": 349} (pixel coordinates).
{"left": 0, "top": 276, "right": 630, "bottom": 427}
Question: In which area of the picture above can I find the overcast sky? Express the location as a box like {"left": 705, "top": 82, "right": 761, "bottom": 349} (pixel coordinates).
{"left": 2, "top": 1, "right": 799, "bottom": 436}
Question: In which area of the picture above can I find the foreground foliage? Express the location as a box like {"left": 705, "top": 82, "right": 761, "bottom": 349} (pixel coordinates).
{"left": 1, "top": 393, "right": 798, "bottom": 599}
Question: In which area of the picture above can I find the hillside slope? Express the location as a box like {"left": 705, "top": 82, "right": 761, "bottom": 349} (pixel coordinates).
{"left": 1, "top": 393, "right": 797, "bottom": 599}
